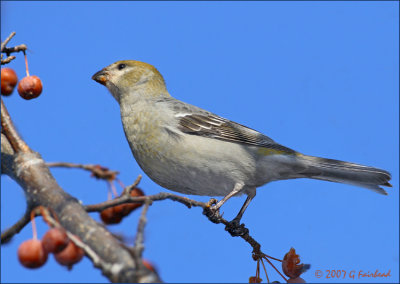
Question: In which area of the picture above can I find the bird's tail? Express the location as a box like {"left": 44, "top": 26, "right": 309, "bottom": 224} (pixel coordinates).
{"left": 297, "top": 154, "right": 392, "bottom": 195}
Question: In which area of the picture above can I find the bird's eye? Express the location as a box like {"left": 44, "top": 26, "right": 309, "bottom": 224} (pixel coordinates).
{"left": 117, "top": 63, "right": 126, "bottom": 70}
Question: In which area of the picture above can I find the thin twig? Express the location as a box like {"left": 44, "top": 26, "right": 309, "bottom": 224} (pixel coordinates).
{"left": 46, "top": 161, "right": 119, "bottom": 180}
{"left": 122, "top": 175, "right": 142, "bottom": 196}
{"left": 132, "top": 201, "right": 151, "bottom": 270}
{"left": 1, "top": 207, "right": 34, "bottom": 244}
{"left": 84, "top": 191, "right": 206, "bottom": 213}
{"left": 3, "top": 44, "right": 27, "bottom": 56}
{"left": 1, "top": 55, "right": 16, "bottom": 65}
{"left": 84, "top": 178, "right": 267, "bottom": 259}
{"left": 1, "top": 32, "right": 16, "bottom": 52}
{"left": 85, "top": 180, "right": 270, "bottom": 269}
{"left": 1, "top": 100, "right": 31, "bottom": 153}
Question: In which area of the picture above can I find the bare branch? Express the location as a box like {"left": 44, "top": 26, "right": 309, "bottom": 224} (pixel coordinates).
{"left": 1, "top": 99, "right": 160, "bottom": 282}
{"left": 1, "top": 33, "right": 27, "bottom": 65}
{"left": 132, "top": 201, "right": 151, "bottom": 271}
{"left": 2, "top": 44, "right": 28, "bottom": 56}
{"left": 1, "top": 206, "right": 33, "bottom": 244}
{"left": 122, "top": 175, "right": 142, "bottom": 195}
{"left": 1, "top": 55, "right": 16, "bottom": 65}
{"left": 46, "top": 161, "right": 119, "bottom": 180}
{"left": 1, "top": 100, "right": 31, "bottom": 153}
{"left": 85, "top": 185, "right": 266, "bottom": 258}
{"left": 1, "top": 32, "right": 16, "bottom": 52}
{"left": 84, "top": 191, "right": 206, "bottom": 213}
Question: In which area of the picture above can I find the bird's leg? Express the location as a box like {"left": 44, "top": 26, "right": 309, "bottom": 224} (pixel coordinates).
{"left": 203, "top": 182, "right": 244, "bottom": 223}
{"left": 225, "top": 191, "right": 256, "bottom": 237}
{"left": 214, "top": 182, "right": 245, "bottom": 211}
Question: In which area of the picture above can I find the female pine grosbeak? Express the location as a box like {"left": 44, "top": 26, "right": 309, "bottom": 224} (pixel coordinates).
{"left": 93, "top": 60, "right": 391, "bottom": 235}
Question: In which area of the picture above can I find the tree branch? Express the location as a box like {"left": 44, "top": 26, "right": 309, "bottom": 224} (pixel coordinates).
{"left": 46, "top": 161, "right": 119, "bottom": 180}
{"left": 1, "top": 100, "right": 31, "bottom": 153}
{"left": 0, "top": 32, "right": 26, "bottom": 65}
{"left": 1, "top": 55, "right": 16, "bottom": 65}
{"left": 132, "top": 201, "right": 151, "bottom": 271}
{"left": 1, "top": 32, "right": 16, "bottom": 52}
{"left": 1, "top": 99, "right": 160, "bottom": 282}
{"left": 2, "top": 44, "right": 28, "bottom": 56}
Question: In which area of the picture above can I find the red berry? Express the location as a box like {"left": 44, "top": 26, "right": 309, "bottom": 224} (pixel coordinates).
{"left": 17, "top": 75, "right": 42, "bottom": 100}
{"left": 113, "top": 203, "right": 127, "bottom": 215}
{"left": 54, "top": 241, "right": 84, "bottom": 267}
{"left": 100, "top": 207, "right": 123, "bottom": 224}
{"left": 18, "top": 239, "right": 48, "bottom": 269}
{"left": 1, "top": 68, "right": 18, "bottom": 96}
{"left": 121, "top": 187, "right": 145, "bottom": 215}
{"left": 130, "top": 187, "right": 144, "bottom": 198}
{"left": 42, "top": 228, "right": 69, "bottom": 253}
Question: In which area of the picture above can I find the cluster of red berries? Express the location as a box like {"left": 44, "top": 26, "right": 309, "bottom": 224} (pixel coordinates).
{"left": 18, "top": 227, "right": 84, "bottom": 269}
{"left": 249, "top": 248, "right": 307, "bottom": 283}
{"left": 1, "top": 53, "right": 42, "bottom": 99}
{"left": 100, "top": 187, "right": 145, "bottom": 224}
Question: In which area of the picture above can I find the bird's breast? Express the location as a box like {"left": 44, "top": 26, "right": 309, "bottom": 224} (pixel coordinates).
{"left": 119, "top": 104, "right": 259, "bottom": 196}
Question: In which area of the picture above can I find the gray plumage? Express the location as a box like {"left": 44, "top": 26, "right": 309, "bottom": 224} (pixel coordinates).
{"left": 92, "top": 60, "right": 392, "bottom": 228}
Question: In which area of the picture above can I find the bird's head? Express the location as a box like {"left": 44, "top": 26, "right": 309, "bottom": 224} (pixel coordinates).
{"left": 92, "top": 60, "right": 169, "bottom": 103}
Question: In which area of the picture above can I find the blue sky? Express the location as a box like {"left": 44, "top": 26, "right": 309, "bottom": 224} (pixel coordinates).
{"left": 1, "top": 1, "right": 398, "bottom": 283}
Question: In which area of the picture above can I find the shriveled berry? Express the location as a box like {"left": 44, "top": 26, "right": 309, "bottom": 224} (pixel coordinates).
{"left": 287, "top": 277, "right": 306, "bottom": 283}
{"left": 18, "top": 239, "right": 48, "bottom": 269}
{"left": 248, "top": 276, "right": 262, "bottom": 283}
{"left": 121, "top": 187, "right": 145, "bottom": 215}
{"left": 42, "top": 228, "right": 69, "bottom": 253}
{"left": 17, "top": 75, "right": 42, "bottom": 100}
{"left": 54, "top": 241, "right": 84, "bottom": 268}
{"left": 113, "top": 203, "right": 127, "bottom": 215}
{"left": 130, "top": 187, "right": 144, "bottom": 198}
{"left": 1, "top": 68, "right": 18, "bottom": 96}
{"left": 282, "top": 248, "right": 304, "bottom": 279}
{"left": 100, "top": 207, "right": 123, "bottom": 224}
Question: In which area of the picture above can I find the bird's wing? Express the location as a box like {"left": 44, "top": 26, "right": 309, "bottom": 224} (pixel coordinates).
{"left": 168, "top": 99, "right": 296, "bottom": 154}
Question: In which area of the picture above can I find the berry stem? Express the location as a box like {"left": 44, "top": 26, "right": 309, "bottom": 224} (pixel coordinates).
{"left": 256, "top": 259, "right": 260, "bottom": 279}
{"left": 24, "top": 52, "right": 30, "bottom": 77}
{"left": 260, "top": 259, "right": 270, "bottom": 283}
{"left": 262, "top": 255, "right": 287, "bottom": 282}
{"left": 30, "top": 210, "right": 37, "bottom": 240}
{"left": 39, "top": 206, "right": 60, "bottom": 228}
{"left": 263, "top": 253, "right": 283, "bottom": 262}
{"left": 115, "top": 178, "right": 126, "bottom": 190}
{"left": 109, "top": 181, "right": 118, "bottom": 197}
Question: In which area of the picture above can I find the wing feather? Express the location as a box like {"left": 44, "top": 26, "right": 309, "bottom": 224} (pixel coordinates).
{"left": 177, "top": 112, "right": 295, "bottom": 154}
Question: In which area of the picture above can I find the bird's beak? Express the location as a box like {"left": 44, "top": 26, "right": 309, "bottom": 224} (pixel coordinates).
{"left": 92, "top": 69, "right": 108, "bottom": 85}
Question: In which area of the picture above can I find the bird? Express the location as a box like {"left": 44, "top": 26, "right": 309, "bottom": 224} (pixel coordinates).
{"left": 92, "top": 60, "right": 392, "bottom": 235}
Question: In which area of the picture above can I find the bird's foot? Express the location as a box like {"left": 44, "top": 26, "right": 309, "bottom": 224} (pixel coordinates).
{"left": 225, "top": 219, "right": 249, "bottom": 237}
{"left": 203, "top": 198, "right": 222, "bottom": 224}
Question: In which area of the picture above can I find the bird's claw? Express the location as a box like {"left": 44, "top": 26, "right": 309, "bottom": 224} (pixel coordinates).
{"left": 225, "top": 219, "right": 249, "bottom": 237}
{"left": 203, "top": 199, "right": 222, "bottom": 224}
